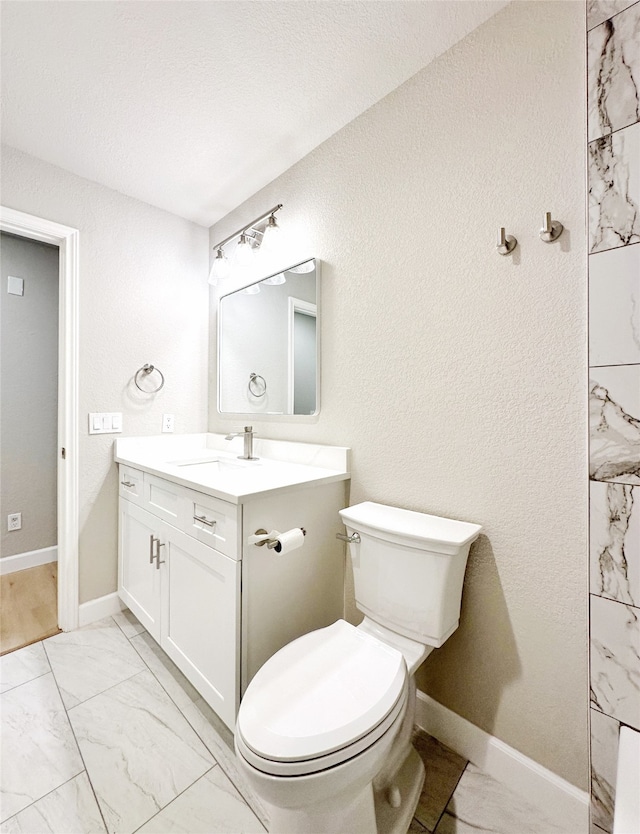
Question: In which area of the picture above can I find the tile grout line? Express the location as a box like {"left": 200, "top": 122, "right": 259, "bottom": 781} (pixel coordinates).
{"left": 128, "top": 765, "right": 219, "bottom": 834}
{"left": 588, "top": 118, "right": 640, "bottom": 146}
{"left": 123, "top": 620, "right": 268, "bottom": 827}
{"left": 122, "top": 624, "right": 260, "bottom": 820}
{"left": 0, "top": 770, "right": 88, "bottom": 828}
{"left": 431, "top": 759, "right": 470, "bottom": 834}
{"left": 41, "top": 637, "right": 110, "bottom": 834}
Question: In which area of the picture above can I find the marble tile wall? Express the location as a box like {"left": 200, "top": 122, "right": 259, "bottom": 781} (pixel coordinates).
{"left": 587, "top": 3, "right": 640, "bottom": 832}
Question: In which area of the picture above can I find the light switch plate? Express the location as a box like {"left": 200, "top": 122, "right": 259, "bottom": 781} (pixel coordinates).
{"left": 7, "top": 276, "right": 24, "bottom": 296}
{"left": 89, "top": 412, "right": 123, "bottom": 434}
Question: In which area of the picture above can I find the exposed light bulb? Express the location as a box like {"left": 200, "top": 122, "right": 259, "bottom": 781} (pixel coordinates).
{"left": 262, "top": 272, "right": 286, "bottom": 286}
{"left": 242, "top": 283, "right": 260, "bottom": 295}
{"left": 209, "top": 248, "right": 230, "bottom": 285}
{"left": 235, "top": 233, "right": 254, "bottom": 267}
{"left": 261, "top": 214, "right": 282, "bottom": 253}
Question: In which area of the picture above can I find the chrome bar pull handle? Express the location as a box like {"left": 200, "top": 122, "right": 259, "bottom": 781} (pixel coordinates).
{"left": 121, "top": 480, "right": 135, "bottom": 488}
{"left": 155, "top": 542, "right": 165, "bottom": 569}
{"left": 149, "top": 534, "right": 156, "bottom": 564}
{"left": 336, "top": 532, "right": 361, "bottom": 544}
{"left": 193, "top": 514, "right": 216, "bottom": 528}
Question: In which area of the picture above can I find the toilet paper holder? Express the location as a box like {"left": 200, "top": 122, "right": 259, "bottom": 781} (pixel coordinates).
{"left": 250, "top": 528, "right": 306, "bottom": 549}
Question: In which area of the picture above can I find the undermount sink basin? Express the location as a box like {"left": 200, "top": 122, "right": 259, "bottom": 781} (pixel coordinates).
{"left": 168, "top": 455, "right": 260, "bottom": 470}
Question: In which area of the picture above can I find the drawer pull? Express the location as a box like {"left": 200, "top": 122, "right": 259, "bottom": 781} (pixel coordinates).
{"left": 149, "top": 533, "right": 156, "bottom": 564}
{"left": 121, "top": 480, "right": 135, "bottom": 488}
{"left": 155, "top": 542, "right": 166, "bottom": 569}
{"left": 194, "top": 514, "right": 216, "bottom": 528}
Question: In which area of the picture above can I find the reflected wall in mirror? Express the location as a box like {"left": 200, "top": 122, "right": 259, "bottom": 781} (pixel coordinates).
{"left": 218, "top": 259, "right": 319, "bottom": 416}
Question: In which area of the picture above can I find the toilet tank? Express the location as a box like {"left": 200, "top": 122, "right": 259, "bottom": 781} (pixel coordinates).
{"left": 339, "top": 502, "right": 482, "bottom": 647}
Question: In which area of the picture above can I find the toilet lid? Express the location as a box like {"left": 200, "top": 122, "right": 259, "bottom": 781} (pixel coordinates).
{"left": 237, "top": 620, "right": 406, "bottom": 764}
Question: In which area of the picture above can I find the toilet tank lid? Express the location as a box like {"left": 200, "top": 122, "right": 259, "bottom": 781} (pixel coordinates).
{"left": 339, "top": 502, "right": 482, "bottom": 547}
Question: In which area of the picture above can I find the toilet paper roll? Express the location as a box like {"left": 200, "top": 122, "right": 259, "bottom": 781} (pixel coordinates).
{"left": 273, "top": 528, "right": 305, "bottom": 554}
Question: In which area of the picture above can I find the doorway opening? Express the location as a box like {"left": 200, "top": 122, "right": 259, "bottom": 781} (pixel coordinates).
{"left": 0, "top": 206, "right": 79, "bottom": 645}
{"left": 1, "top": 233, "right": 60, "bottom": 652}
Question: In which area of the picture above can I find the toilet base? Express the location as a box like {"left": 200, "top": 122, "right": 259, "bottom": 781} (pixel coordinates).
{"left": 266, "top": 782, "right": 376, "bottom": 834}
{"left": 373, "top": 745, "right": 425, "bottom": 834}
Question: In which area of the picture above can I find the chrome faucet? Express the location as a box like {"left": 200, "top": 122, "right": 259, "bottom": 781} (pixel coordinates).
{"left": 225, "top": 426, "right": 259, "bottom": 460}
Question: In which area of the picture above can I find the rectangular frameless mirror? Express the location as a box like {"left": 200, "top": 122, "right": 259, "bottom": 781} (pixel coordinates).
{"left": 218, "top": 258, "right": 319, "bottom": 417}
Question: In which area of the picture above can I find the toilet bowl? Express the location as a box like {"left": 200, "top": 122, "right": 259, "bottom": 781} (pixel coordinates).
{"left": 235, "top": 501, "right": 482, "bottom": 834}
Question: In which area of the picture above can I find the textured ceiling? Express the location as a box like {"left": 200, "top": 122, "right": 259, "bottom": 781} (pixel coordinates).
{"left": 1, "top": 1, "right": 506, "bottom": 226}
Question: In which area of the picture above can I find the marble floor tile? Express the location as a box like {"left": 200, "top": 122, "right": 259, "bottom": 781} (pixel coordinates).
{"left": 590, "top": 595, "right": 640, "bottom": 729}
{"left": 434, "top": 763, "right": 568, "bottom": 834}
{"left": 0, "top": 672, "right": 83, "bottom": 822}
{"left": 0, "top": 773, "right": 106, "bottom": 834}
{"left": 43, "top": 616, "right": 145, "bottom": 708}
{"left": 130, "top": 631, "right": 201, "bottom": 711}
{"left": 590, "top": 707, "right": 620, "bottom": 832}
{"left": 589, "top": 123, "right": 640, "bottom": 253}
{"left": 136, "top": 765, "right": 265, "bottom": 833}
{"left": 0, "top": 642, "right": 50, "bottom": 694}
{"left": 590, "top": 481, "right": 639, "bottom": 606}
{"left": 589, "top": 244, "right": 640, "bottom": 368}
{"left": 112, "top": 608, "right": 145, "bottom": 639}
{"left": 589, "top": 365, "right": 640, "bottom": 484}
{"left": 181, "top": 697, "right": 270, "bottom": 830}
{"left": 68, "top": 669, "right": 214, "bottom": 834}
{"left": 588, "top": 3, "right": 640, "bottom": 141}
{"left": 412, "top": 732, "right": 466, "bottom": 831}
{"left": 588, "top": 0, "right": 638, "bottom": 30}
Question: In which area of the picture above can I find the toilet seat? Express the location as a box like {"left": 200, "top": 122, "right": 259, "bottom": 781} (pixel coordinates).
{"left": 236, "top": 620, "right": 407, "bottom": 776}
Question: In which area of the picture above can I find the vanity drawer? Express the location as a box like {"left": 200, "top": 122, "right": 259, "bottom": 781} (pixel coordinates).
{"left": 144, "top": 473, "right": 182, "bottom": 526}
{"left": 119, "top": 466, "right": 144, "bottom": 505}
{"left": 184, "top": 489, "right": 238, "bottom": 558}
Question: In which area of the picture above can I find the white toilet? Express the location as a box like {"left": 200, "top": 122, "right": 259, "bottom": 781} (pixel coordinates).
{"left": 235, "top": 501, "right": 482, "bottom": 834}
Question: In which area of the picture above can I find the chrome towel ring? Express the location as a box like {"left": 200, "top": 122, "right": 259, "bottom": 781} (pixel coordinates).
{"left": 134, "top": 364, "right": 165, "bottom": 393}
{"left": 248, "top": 372, "right": 266, "bottom": 398}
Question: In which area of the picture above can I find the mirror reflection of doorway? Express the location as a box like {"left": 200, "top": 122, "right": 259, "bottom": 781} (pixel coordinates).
{"left": 288, "top": 298, "right": 317, "bottom": 415}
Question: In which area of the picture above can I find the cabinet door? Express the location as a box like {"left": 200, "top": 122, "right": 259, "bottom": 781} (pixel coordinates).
{"left": 160, "top": 526, "right": 240, "bottom": 730}
{"left": 118, "top": 500, "right": 162, "bottom": 641}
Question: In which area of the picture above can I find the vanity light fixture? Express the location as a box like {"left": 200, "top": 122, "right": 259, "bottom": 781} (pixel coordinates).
{"left": 234, "top": 232, "right": 255, "bottom": 267}
{"left": 242, "top": 283, "right": 261, "bottom": 295}
{"left": 209, "top": 203, "right": 283, "bottom": 284}
{"left": 209, "top": 247, "right": 231, "bottom": 285}
{"left": 261, "top": 213, "right": 282, "bottom": 252}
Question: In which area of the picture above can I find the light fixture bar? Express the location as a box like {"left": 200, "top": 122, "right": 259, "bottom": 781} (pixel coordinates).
{"left": 212, "top": 204, "right": 283, "bottom": 251}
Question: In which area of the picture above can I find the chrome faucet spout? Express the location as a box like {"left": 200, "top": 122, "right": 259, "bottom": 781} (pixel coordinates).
{"left": 225, "top": 426, "right": 259, "bottom": 461}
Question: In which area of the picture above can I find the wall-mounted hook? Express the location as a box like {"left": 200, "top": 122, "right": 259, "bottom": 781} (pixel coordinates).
{"left": 497, "top": 227, "right": 517, "bottom": 256}
{"left": 539, "top": 212, "right": 563, "bottom": 243}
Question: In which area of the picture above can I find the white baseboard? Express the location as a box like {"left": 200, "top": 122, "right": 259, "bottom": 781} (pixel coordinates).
{"left": 78, "top": 592, "right": 125, "bottom": 627}
{"left": 415, "top": 690, "right": 589, "bottom": 831}
{"left": 0, "top": 546, "right": 58, "bottom": 575}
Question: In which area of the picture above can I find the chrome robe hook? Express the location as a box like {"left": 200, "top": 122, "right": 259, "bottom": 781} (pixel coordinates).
{"left": 540, "top": 212, "right": 563, "bottom": 243}
{"left": 497, "top": 227, "right": 517, "bottom": 255}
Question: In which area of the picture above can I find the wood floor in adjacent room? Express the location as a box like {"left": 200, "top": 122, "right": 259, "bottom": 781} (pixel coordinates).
{"left": 0, "top": 562, "right": 60, "bottom": 655}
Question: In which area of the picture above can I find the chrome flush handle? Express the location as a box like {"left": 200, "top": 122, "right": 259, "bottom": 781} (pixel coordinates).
{"left": 336, "top": 532, "right": 360, "bottom": 544}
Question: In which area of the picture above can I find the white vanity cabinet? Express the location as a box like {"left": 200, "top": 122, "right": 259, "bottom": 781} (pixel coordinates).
{"left": 118, "top": 469, "right": 241, "bottom": 728}
{"left": 117, "top": 443, "right": 349, "bottom": 732}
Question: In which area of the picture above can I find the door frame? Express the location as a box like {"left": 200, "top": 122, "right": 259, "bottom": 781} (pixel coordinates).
{"left": 287, "top": 296, "right": 317, "bottom": 415}
{"left": 1, "top": 206, "right": 79, "bottom": 631}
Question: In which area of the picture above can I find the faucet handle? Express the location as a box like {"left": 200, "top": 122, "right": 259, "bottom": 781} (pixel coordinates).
{"left": 244, "top": 426, "right": 253, "bottom": 432}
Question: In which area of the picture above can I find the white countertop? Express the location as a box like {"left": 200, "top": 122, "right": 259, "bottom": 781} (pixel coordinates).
{"left": 114, "top": 433, "right": 350, "bottom": 503}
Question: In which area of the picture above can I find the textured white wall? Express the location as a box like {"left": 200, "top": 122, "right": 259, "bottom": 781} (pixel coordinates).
{"left": 1, "top": 234, "right": 59, "bottom": 558}
{"left": 209, "top": 2, "right": 588, "bottom": 788}
{"left": 1, "top": 146, "right": 209, "bottom": 601}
